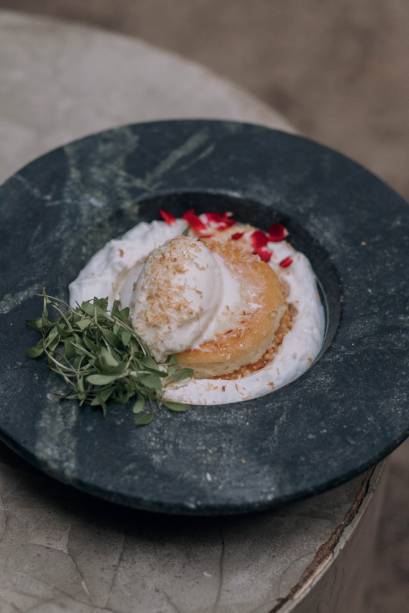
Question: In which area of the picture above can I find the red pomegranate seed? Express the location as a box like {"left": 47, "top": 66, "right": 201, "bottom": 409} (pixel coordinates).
{"left": 182, "top": 209, "right": 207, "bottom": 232}
{"left": 255, "top": 246, "right": 272, "bottom": 262}
{"left": 231, "top": 232, "right": 244, "bottom": 240}
{"left": 204, "top": 211, "right": 235, "bottom": 223}
{"left": 279, "top": 256, "right": 293, "bottom": 268}
{"left": 204, "top": 212, "right": 236, "bottom": 231}
{"left": 159, "top": 208, "right": 176, "bottom": 224}
{"left": 250, "top": 230, "right": 269, "bottom": 249}
{"left": 203, "top": 212, "right": 226, "bottom": 223}
{"left": 268, "top": 223, "right": 288, "bottom": 242}
{"left": 217, "top": 218, "right": 236, "bottom": 231}
{"left": 198, "top": 233, "right": 213, "bottom": 239}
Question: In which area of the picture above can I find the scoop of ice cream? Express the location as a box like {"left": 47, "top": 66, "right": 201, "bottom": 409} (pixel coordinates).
{"left": 131, "top": 236, "right": 225, "bottom": 362}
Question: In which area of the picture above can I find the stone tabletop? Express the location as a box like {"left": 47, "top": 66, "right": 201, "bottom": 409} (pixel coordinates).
{"left": 0, "top": 10, "right": 381, "bottom": 613}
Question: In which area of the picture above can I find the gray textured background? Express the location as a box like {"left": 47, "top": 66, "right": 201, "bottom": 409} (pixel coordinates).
{"left": 1, "top": 2, "right": 408, "bottom": 610}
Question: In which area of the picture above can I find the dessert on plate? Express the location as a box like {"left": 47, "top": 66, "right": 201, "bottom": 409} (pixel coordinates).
{"left": 69, "top": 208, "right": 325, "bottom": 405}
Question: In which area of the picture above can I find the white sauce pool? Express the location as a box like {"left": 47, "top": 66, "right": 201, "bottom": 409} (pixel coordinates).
{"left": 69, "top": 219, "right": 325, "bottom": 405}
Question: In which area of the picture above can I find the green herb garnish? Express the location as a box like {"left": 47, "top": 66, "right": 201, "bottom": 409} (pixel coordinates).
{"left": 26, "top": 292, "right": 192, "bottom": 425}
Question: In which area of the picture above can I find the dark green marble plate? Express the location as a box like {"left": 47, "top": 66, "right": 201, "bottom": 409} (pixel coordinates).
{"left": 1, "top": 120, "right": 409, "bottom": 515}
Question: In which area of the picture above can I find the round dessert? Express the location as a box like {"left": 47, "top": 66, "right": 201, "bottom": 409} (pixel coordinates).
{"left": 176, "top": 240, "right": 288, "bottom": 378}
{"left": 69, "top": 210, "right": 325, "bottom": 405}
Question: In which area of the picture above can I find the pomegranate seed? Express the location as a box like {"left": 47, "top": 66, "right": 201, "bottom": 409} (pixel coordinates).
{"left": 231, "top": 232, "right": 244, "bottom": 240}
{"left": 217, "top": 218, "right": 236, "bottom": 231}
{"left": 204, "top": 212, "right": 236, "bottom": 231}
{"left": 159, "top": 209, "right": 176, "bottom": 224}
{"left": 203, "top": 212, "right": 226, "bottom": 223}
{"left": 279, "top": 256, "right": 293, "bottom": 268}
{"left": 250, "top": 230, "right": 269, "bottom": 249}
{"left": 255, "top": 246, "right": 272, "bottom": 262}
{"left": 204, "top": 211, "right": 235, "bottom": 223}
{"left": 182, "top": 209, "right": 208, "bottom": 232}
{"left": 268, "top": 223, "right": 288, "bottom": 242}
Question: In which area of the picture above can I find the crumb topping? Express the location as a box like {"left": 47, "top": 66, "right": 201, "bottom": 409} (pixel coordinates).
{"left": 135, "top": 236, "right": 207, "bottom": 329}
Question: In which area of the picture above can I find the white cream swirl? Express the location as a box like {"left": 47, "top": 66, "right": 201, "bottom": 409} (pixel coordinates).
{"left": 130, "top": 236, "right": 223, "bottom": 361}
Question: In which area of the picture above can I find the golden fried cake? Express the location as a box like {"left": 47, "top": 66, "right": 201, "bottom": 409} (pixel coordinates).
{"left": 176, "top": 239, "right": 289, "bottom": 378}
